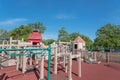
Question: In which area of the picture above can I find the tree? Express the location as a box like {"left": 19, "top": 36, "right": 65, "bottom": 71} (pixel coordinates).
{"left": 28, "top": 22, "right": 46, "bottom": 33}
{"left": 58, "top": 27, "right": 93, "bottom": 47}
{"left": 80, "top": 34, "right": 93, "bottom": 47}
{"left": 58, "top": 27, "right": 70, "bottom": 42}
{"left": 94, "top": 24, "right": 120, "bottom": 49}
{"left": 0, "top": 28, "right": 9, "bottom": 40}
{"left": 9, "top": 25, "right": 32, "bottom": 41}
{"left": 69, "top": 32, "right": 80, "bottom": 41}
{"left": 43, "top": 39, "right": 55, "bottom": 45}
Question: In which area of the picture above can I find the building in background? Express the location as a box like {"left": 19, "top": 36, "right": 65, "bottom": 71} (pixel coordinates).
{"left": 72, "top": 36, "right": 85, "bottom": 54}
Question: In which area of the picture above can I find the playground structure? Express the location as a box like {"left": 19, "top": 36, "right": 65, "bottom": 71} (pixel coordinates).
{"left": 0, "top": 37, "right": 120, "bottom": 80}
{"left": 0, "top": 37, "right": 51, "bottom": 80}
{"left": 72, "top": 36, "right": 86, "bottom": 54}
{"left": 28, "top": 30, "right": 42, "bottom": 45}
{"left": 51, "top": 41, "right": 82, "bottom": 80}
{"left": 0, "top": 37, "right": 83, "bottom": 80}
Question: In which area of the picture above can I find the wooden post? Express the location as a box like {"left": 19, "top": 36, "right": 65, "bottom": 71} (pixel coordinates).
{"left": 68, "top": 54, "right": 72, "bottom": 80}
{"left": 40, "top": 55, "right": 44, "bottom": 80}
{"left": 10, "top": 37, "right": 12, "bottom": 48}
{"left": 19, "top": 56, "right": 22, "bottom": 69}
{"left": 54, "top": 47, "right": 57, "bottom": 74}
{"left": 6, "top": 41, "right": 8, "bottom": 48}
{"left": 65, "top": 56, "right": 68, "bottom": 73}
{"left": 78, "top": 52, "right": 81, "bottom": 77}
{"left": 65, "top": 46, "right": 68, "bottom": 73}
{"left": 16, "top": 45, "right": 20, "bottom": 70}
{"left": 22, "top": 56, "right": 26, "bottom": 73}
{"left": 63, "top": 56, "right": 66, "bottom": 68}
{"left": 35, "top": 48, "right": 39, "bottom": 68}
{"left": 16, "top": 56, "right": 20, "bottom": 70}
{"left": 29, "top": 54, "right": 32, "bottom": 65}
{"left": 94, "top": 52, "right": 97, "bottom": 61}
{"left": 35, "top": 54, "right": 39, "bottom": 68}
{"left": 1, "top": 41, "right": 5, "bottom": 58}
{"left": 59, "top": 46, "right": 60, "bottom": 53}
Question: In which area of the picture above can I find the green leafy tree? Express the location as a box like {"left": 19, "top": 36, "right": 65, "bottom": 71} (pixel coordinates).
{"left": 58, "top": 27, "right": 70, "bottom": 42}
{"left": 69, "top": 32, "right": 80, "bottom": 41}
{"left": 9, "top": 25, "right": 32, "bottom": 41}
{"left": 58, "top": 27, "right": 93, "bottom": 47}
{"left": 80, "top": 34, "right": 93, "bottom": 47}
{"left": 28, "top": 22, "right": 46, "bottom": 33}
{"left": 0, "top": 28, "right": 9, "bottom": 40}
{"left": 43, "top": 39, "right": 55, "bottom": 45}
{"left": 94, "top": 24, "right": 120, "bottom": 49}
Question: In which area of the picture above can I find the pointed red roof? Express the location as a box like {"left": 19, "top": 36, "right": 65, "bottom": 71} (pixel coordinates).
{"left": 28, "top": 30, "right": 42, "bottom": 43}
{"left": 74, "top": 36, "right": 85, "bottom": 43}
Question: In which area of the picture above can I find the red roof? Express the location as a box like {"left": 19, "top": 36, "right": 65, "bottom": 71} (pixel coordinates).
{"left": 74, "top": 36, "right": 85, "bottom": 43}
{"left": 28, "top": 30, "right": 42, "bottom": 42}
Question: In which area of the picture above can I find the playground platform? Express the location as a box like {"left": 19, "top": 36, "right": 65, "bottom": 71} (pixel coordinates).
{"left": 0, "top": 60, "right": 120, "bottom": 80}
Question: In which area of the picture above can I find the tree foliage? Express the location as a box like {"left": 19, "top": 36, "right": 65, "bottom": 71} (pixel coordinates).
{"left": 58, "top": 27, "right": 70, "bottom": 42}
{"left": 58, "top": 27, "right": 93, "bottom": 47}
{"left": 94, "top": 24, "right": 120, "bottom": 48}
{"left": 69, "top": 32, "right": 80, "bottom": 41}
{"left": 0, "top": 28, "right": 9, "bottom": 40}
{"left": 80, "top": 34, "right": 93, "bottom": 47}
{"left": 43, "top": 39, "right": 55, "bottom": 45}
{"left": 28, "top": 22, "right": 46, "bottom": 33}
{"left": 9, "top": 25, "right": 32, "bottom": 41}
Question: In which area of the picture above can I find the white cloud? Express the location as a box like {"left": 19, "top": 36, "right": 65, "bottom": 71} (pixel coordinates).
{"left": 0, "top": 18, "right": 28, "bottom": 25}
{"left": 55, "top": 14, "right": 77, "bottom": 19}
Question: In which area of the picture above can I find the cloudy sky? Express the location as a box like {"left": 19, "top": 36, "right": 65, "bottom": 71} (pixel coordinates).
{"left": 0, "top": 0, "right": 120, "bottom": 40}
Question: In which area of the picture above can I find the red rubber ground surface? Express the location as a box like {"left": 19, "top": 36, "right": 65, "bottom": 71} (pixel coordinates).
{"left": 0, "top": 60, "right": 120, "bottom": 80}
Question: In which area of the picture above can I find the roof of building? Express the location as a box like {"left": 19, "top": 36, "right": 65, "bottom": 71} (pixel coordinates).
{"left": 74, "top": 36, "right": 85, "bottom": 43}
{"left": 28, "top": 30, "right": 42, "bottom": 40}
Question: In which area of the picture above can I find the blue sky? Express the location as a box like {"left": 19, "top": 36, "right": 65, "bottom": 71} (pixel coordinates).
{"left": 0, "top": 0, "right": 120, "bottom": 40}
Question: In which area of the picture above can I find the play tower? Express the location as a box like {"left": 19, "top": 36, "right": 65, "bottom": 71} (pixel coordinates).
{"left": 28, "top": 30, "right": 42, "bottom": 45}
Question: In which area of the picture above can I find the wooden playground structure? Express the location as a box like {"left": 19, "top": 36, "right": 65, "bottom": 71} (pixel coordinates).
{"left": 0, "top": 37, "right": 82, "bottom": 80}
{"left": 0, "top": 37, "right": 120, "bottom": 80}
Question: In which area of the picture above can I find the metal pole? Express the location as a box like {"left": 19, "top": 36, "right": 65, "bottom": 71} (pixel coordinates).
{"left": 47, "top": 45, "right": 51, "bottom": 80}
